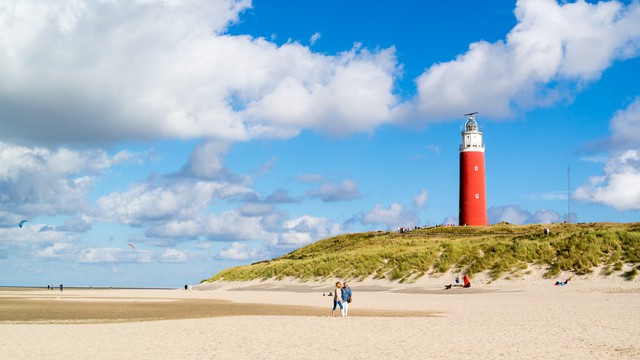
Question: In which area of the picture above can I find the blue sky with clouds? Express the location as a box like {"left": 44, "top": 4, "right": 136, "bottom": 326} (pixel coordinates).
{"left": 1, "top": 0, "right": 639, "bottom": 287}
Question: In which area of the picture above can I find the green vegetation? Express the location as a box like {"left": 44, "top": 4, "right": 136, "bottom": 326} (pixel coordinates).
{"left": 203, "top": 222, "right": 640, "bottom": 283}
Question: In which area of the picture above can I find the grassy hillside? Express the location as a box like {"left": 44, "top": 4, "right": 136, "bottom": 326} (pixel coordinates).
{"left": 203, "top": 222, "right": 640, "bottom": 283}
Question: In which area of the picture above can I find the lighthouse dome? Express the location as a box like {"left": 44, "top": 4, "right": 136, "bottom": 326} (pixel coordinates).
{"left": 465, "top": 117, "right": 478, "bottom": 132}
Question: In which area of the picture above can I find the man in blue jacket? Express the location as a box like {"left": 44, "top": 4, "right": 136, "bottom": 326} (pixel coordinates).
{"left": 341, "top": 282, "right": 352, "bottom": 316}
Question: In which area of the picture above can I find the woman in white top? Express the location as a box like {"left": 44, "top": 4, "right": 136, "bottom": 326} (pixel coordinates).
{"left": 331, "top": 282, "right": 344, "bottom": 317}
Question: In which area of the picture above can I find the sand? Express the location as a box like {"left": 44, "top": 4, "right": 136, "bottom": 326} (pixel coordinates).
{"left": 1, "top": 271, "right": 639, "bottom": 359}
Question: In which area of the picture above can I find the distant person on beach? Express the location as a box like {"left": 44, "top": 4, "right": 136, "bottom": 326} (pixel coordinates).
{"left": 331, "top": 282, "right": 344, "bottom": 317}
{"left": 463, "top": 275, "right": 471, "bottom": 288}
{"left": 455, "top": 275, "right": 460, "bottom": 285}
{"left": 555, "top": 279, "right": 569, "bottom": 286}
{"left": 59, "top": 284, "right": 63, "bottom": 292}
{"left": 341, "top": 282, "right": 352, "bottom": 317}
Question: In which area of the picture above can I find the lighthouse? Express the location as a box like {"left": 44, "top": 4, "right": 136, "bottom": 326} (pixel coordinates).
{"left": 459, "top": 113, "right": 488, "bottom": 226}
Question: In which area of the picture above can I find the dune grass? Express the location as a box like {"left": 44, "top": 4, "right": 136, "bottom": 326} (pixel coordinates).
{"left": 203, "top": 222, "right": 640, "bottom": 283}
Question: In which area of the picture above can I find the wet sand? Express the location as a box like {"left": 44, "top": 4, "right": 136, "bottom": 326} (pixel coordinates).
{"left": 0, "top": 288, "right": 435, "bottom": 323}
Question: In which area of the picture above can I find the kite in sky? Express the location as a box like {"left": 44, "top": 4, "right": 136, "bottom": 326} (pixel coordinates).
{"left": 18, "top": 220, "right": 28, "bottom": 228}
{"left": 128, "top": 243, "right": 135, "bottom": 250}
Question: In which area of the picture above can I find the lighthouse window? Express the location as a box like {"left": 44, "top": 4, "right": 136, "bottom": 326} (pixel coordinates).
{"left": 474, "top": 166, "right": 478, "bottom": 171}
{"left": 475, "top": 194, "right": 479, "bottom": 199}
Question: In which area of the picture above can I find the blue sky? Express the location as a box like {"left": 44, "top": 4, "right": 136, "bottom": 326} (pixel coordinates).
{"left": 1, "top": 0, "right": 639, "bottom": 287}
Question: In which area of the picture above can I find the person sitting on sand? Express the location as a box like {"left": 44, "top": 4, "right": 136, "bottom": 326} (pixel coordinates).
{"left": 554, "top": 279, "right": 570, "bottom": 286}
{"left": 463, "top": 274, "right": 471, "bottom": 288}
{"left": 331, "top": 282, "right": 344, "bottom": 317}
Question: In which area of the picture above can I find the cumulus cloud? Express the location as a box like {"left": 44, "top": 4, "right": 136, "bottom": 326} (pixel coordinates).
{"left": 575, "top": 149, "right": 640, "bottom": 210}
{"left": 441, "top": 216, "right": 458, "bottom": 226}
{"left": 413, "top": 189, "right": 429, "bottom": 209}
{"left": 217, "top": 242, "right": 267, "bottom": 260}
{"left": 97, "top": 179, "right": 250, "bottom": 225}
{"left": 95, "top": 141, "right": 345, "bottom": 246}
{"left": 307, "top": 179, "right": 361, "bottom": 202}
{"left": 78, "top": 247, "right": 152, "bottom": 263}
{"left": 0, "top": 0, "right": 401, "bottom": 146}
{"left": 35, "top": 242, "right": 74, "bottom": 259}
{"left": 608, "top": 98, "right": 640, "bottom": 148}
{"left": 270, "top": 215, "right": 342, "bottom": 248}
{"left": 161, "top": 248, "right": 188, "bottom": 263}
{"left": 576, "top": 99, "right": 640, "bottom": 210}
{"left": 0, "top": 143, "right": 140, "bottom": 217}
{"left": 265, "top": 188, "right": 302, "bottom": 203}
{"left": 488, "top": 205, "right": 562, "bottom": 224}
{"left": 181, "top": 141, "right": 237, "bottom": 181}
{"left": 362, "top": 203, "right": 420, "bottom": 230}
{"left": 415, "top": 0, "right": 640, "bottom": 119}
{"left": 239, "top": 203, "right": 277, "bottom": 217}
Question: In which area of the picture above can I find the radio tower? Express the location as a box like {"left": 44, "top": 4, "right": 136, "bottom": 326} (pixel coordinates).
{"left": 459, "top": 112, "right": 488, "bottom": 226}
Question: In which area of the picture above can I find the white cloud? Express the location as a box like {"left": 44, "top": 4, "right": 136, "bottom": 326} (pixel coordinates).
{"left": 239, "top": 203, "right": 276, "bottom": 216}
{"left": 310, "top": 32, "right": 321, "bottom": 45}
{"left": 35, "top": 242, "right": 73, "bottom": 258}
{"left": 609, "top": 98, "right": 640, "bottom": 147}
{"left": 575, "top": 149, "right": 640, "bottom": 210}
{"left": 441, "top": 216, "right": 458, "bottom": 226}
{"left": 143, "top": 207, "right": 280, "bottom": 242}
{"left": 270, "top": 215, "right": 342, "bottom": 248}
{"left": 362, "top": 202, "right": 419, "bottom": 229}
{"left": 413, "top": 189, "right": 429, "bottom": 209}
{"left": 97, "top": 180, "right": 249, "bottom": 225}
{"left": 307, "top": 179, "right": 361, "bottom": 202}
{"left": 528, "top": 191, "right": 567, "bottom": 201}
{"left": 182, "top": 141, "right": 234, "bottom": 179}
{"left": 415, "top": 0, "right": 640, "bottom": 119}
{"left": 204, "top": 210, "right": 276, "bottom": 242}
{"left": 576, "top": 99, "right": 640, "bottom": 210}
{"left": 531, "top": 209, "right": 563, "bottom": 224}
{"left": 217, "top": 242, "right": 266, "bottom": 260}
{"left": 161, "top": 248, "right": 188, "bottom": 263}
{"left": 0, "top": 143, "right": 139, "bottom": 217}
{"left": 0, "top": 0, "right": 401, "bottom": 146}
{"left": 580, "top": 155, "right": 608, "bottom": 164}
{"left": 78, "top": 247, "right": 151, "bottom": 263}
{"left": 488, "top": 205, "right": 562, "bottom": 224}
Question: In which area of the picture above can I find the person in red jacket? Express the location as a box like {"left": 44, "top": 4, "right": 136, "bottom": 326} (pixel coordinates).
{"left": 463, "top": 274, "right": 471, "bottom": 288}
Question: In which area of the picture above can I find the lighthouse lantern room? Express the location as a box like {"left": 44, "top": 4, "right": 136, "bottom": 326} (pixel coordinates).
{"left": 459, "top": 113, "right": 488, "bottom": 226}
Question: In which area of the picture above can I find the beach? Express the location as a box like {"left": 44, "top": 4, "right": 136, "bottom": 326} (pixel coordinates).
{"left": 1, "top": 272, "right": 639, "bottom": 359}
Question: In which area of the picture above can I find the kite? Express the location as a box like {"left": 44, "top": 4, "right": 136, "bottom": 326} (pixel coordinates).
{"left": 128, "top": 243, "right": 135, "bottom": 250}
{"left": 18, "top": 220, "right": 28, "bottom": 228}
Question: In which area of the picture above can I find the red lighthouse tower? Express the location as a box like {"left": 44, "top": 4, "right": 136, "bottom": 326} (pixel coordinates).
{"left": 459, "top": 113, "right": 488, "bottom": 226}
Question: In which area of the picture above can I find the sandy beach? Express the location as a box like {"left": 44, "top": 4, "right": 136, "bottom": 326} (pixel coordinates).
{"left": 1, "top": 271, "right": 639, "bottom": 359}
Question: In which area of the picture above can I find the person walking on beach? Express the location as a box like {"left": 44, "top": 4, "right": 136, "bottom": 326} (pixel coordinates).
{"left": 59, "top": 284, "right": 63, "bottom": 292}
{"left": 331, "top": 282, "right": 344, "bottom": 317}
{"left": 341, "top": 282, "right": 352, "bottom": 317}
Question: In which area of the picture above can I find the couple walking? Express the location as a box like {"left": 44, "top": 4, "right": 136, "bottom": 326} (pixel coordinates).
{"left": 331, "top": 281, "right": 352, "bottom": 317}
